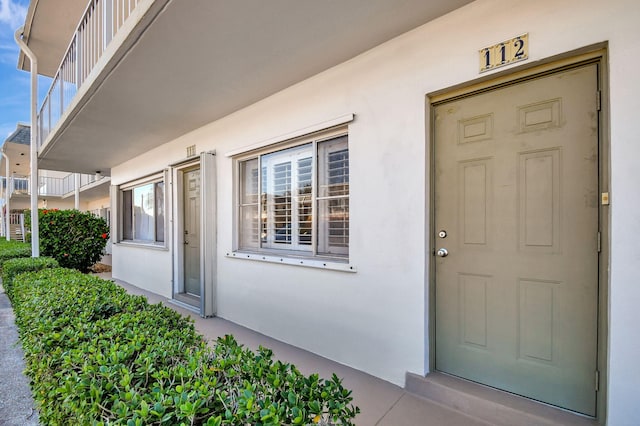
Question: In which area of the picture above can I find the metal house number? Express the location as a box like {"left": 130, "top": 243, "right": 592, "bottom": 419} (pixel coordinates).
{"left": 479, "top": 33, "right": 529, "bottom": 73}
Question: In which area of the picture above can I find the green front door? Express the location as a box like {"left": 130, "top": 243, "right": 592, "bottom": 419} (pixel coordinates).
{"left": 434, "top": 63, "right": 599, "bottom": 415}
{"left": 183, "top": 168, "right": 201, "bottom": 296}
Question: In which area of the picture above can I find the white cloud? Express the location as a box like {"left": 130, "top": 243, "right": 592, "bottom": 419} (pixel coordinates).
{"left": 0, "top": 0, "right": 27, "bottom": 29}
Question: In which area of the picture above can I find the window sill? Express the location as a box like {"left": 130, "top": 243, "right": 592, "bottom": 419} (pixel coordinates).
{"left": 225, "top": 251, "right": 356, "bottom": 272}
{"left": 114, "top": 241, "right": 168, "bottom": 251}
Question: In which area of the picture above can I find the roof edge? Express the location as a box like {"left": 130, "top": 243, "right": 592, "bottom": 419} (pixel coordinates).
{"left": 4, "top": 123, "right": 31, "bottom": 146}
{"left": 17, "top": 0, "right": 39, "bottom": 72}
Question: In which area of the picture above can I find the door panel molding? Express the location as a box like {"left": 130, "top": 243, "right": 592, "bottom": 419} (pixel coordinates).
{"left": 172, "top": 160, "right": 200, "bottom": 305}
{"left": 427, "top": 51, "right": 608, "bottom": 419}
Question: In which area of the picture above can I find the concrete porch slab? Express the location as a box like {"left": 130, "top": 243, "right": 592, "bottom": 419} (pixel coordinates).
{"left": 406, "top": 372, "right": 599, "bottom": 426}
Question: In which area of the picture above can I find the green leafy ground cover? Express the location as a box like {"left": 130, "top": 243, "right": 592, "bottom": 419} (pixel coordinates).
{"left": 1, "top": 256, "right": 59, "bottom": 298}
{"left": 0, "top": 239, "right": 31, "bottom": 264}
{"left": 8, "top": 266, "right": 359, "bottom": 425}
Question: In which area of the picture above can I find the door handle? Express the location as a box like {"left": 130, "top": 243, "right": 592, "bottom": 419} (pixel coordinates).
{"left": 436, "top": 248, "right": 449, "bottom": 257}
{"left": 184, "top": 240, "right": 189, "bottom": 245}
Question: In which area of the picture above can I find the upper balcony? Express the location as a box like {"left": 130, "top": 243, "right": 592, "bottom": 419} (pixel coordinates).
{"left": 1, "top": 172, "right": 109, "bottom": 200}
{"left": 20, "top": 0, "right": 472, "bottom": 175}
{"left": 1, "top": 123, "right": 109, "bottom": 203}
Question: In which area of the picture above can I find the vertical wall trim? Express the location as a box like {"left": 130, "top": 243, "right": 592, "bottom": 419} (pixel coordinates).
{"left": 110, "top": 184, "right": 119, "bottom": 244}
{"left": 200, "top": 151, "right": 217, "bottom": 317}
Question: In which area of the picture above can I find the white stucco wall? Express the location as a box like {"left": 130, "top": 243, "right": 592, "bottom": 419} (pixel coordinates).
{"left": 602, "top": 3, "right": 640, "bottom": 424}
{"left": 85, "top": 197, "right": 110, "bottom": 212}
{"left": 43, "top": 198, "right": 76, "bottom": 210}
{"left": 110, "top": 0, "right": 640, "bottom": 422}
{"left": 8, "top": 197, "right": 75, "bottom": 211}
{"left": 112, "top": 244, "right": 173, "bottom": 298}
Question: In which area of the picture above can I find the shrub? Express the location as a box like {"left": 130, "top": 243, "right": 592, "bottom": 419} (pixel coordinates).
{"left": 0, "top": 240, "right": 31, "bottom": 266}
{"left": 11, "top": 268, "right": 359, "bottom": 425}
{"left": 0, "top": 238, "right": 29, "bottom": 248}
{"left": 1, "top": 256, "right": 58, "bottom": 300}
{"left": 25, "top": 209, "right": 109, "bottom": 272}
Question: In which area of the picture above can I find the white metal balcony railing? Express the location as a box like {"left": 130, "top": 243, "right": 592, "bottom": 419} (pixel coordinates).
{"left": 1, "top": 175, "right": 31, "bottom": 196}
{"left": 0, "top": 174, "right": 107, "bottom": 197}
{"left": 38, "top": 0, "right": 141, "bottom": 146}
{"left": 39, "top": 176, "right": 74, "bottom": 196}
{"left": 11, "top": 176, "right": 30, "bottom": 194}
{"left": 80, "top": 173, "right": 103, "bottom": 187}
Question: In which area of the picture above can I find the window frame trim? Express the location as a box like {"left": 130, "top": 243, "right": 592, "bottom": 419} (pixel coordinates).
{"left": 233, "top": 126, "right": 349, "bottom": 262}
{"left": 117, "top": 172, "right": 168, "bottom": 248}
{"left": 259, "top": 142, "right": 315, "bottom": 252}
{"left": 225, "top": 114, "right": 354, "bottom": 158}
{"left": 316, "top": 138, "right": 350, "bottom": 256}
{"left": 119, "top": 172, "right": 164, "bottom": 191}
{"left": 225, "top": 250, "right": 356, "bottom": 272}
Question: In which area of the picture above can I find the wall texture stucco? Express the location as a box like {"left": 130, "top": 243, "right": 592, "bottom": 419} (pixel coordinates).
{"left": 110, "top": 0, "right": 640, "bottom": 422}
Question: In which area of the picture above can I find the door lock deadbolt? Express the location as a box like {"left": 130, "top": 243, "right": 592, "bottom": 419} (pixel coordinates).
{"left": 438, "top": 230, "right": 447, "bottom": 239}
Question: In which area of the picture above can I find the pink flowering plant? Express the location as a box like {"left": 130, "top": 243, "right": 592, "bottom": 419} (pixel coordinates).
{"left": 25, "top": 209, "right": 109, "bottom": 272}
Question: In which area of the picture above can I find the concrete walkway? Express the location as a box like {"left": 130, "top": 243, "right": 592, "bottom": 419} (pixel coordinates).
{"left": 0, "top": 285, "right": 39, "bottom": 426}
{"left": 1, "top": 273, "right": 490, "bottom": 426}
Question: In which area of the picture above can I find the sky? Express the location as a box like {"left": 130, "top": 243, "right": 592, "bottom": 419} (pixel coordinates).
{"left": 0, "top": 0, "right": 29, "bottom": 139}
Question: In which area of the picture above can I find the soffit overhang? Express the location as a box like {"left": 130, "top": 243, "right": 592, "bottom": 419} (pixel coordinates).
{"left": 34, "top": 0, "right": 475, "bottom": 173}
{"left": 18, "top": 0, "right": 89, "bottom": 76}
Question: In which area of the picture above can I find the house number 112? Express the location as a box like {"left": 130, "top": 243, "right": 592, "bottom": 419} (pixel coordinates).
{"left": 479, "top": 34, "right": 529, "bottom": 73}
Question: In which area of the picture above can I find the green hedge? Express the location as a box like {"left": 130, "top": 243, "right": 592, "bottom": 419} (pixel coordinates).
{"left": 26, "top": 209, "right": 109, "bottom": 272}
{"left": 0, "top": 240, "right": 31, "bottom": 265}
{"left": 1, "top": 257, "right": 59, "bottom": 300}
{"left": 11, "top": 268, "right": 359, "bottom": 425}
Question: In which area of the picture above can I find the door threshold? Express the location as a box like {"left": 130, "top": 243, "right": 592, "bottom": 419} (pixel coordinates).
{"left": 171, "top": 293, "right": 200, "bottom": 313}
{"left": 405, "top": 372, "right": 599, "bottom": 426}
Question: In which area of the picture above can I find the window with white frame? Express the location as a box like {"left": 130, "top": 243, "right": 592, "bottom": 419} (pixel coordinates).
{"left": 238, "top": 132, "right": 349, "bottom": 259}
{"left": 120, "top": 178, "right": 165, "bottom": 244}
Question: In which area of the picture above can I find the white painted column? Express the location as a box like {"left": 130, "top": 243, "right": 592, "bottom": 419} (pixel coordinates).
{"left": 14, "top": 27, "right": 39, "bottom": 256}
{"left": 0, "top": 185, "right": 4, "bottom": 238}
{"left": 0, "top": 171, "right": 8, "bottom": 236}
{"left": 2, "top": 152, "right": 10, "bottom": 241}
{"left": 74, "top": 173, "right": 81, "bottom": 210}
